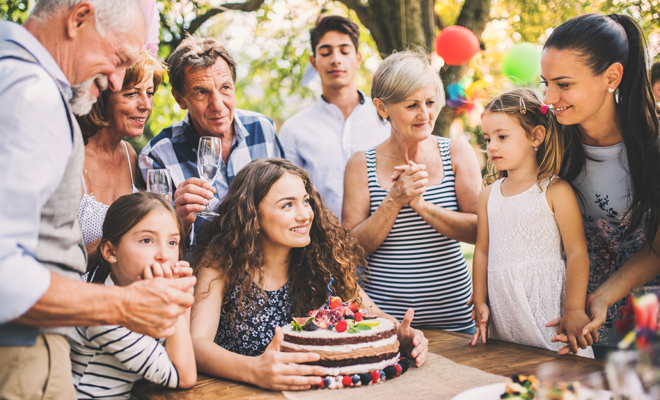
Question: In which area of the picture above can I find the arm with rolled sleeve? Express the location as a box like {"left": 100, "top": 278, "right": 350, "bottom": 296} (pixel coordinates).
{"left": 0, "top": 61, "right": 70, "bottom": 323}
{"left": 278, "top": 120, "right": 303, "bottom": 166}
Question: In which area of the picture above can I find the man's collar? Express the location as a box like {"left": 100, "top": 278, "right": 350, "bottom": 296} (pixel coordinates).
{"left": 320, "top": 90, "right": 365, "bottom": 105}
{"left": 0, "top": 21, "right": 72, "bottom": 100}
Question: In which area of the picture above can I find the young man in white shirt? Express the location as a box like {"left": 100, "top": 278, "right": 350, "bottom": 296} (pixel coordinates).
{"left": 279, "top": 16, "right": 390, "bottom": 217}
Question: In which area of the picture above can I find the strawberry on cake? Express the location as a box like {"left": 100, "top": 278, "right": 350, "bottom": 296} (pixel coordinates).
{"left": 281, "top": 296, "right": 412, "bottom": 389}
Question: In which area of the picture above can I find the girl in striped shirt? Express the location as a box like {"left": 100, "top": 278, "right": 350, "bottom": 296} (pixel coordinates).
{"left": 70, "top": 192, "right": 197, "bottom": 399}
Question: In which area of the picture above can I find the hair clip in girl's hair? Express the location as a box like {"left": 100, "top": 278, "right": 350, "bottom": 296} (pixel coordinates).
{"left": 541, "top": 104, "right": 554, "bottom": 115}
{"left": 519, "top": 98, "right": 527, "bottom": 114}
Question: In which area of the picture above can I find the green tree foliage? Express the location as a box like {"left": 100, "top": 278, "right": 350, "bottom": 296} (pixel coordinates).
{"left": 1, "top": 0, "right": 29, "bottom": 23}
{"left": 3, "top": 0, "right": 660, "bottom": 151}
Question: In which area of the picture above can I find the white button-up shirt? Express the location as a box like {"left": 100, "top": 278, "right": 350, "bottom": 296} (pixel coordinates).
{"left": 279, "top": 92, "right": 390, "bottom": 217}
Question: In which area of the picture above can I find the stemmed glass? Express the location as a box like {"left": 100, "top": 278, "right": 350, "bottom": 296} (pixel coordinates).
{"left": 195, "top": 136, "right": 221, "bottom": 217}
{"left": 146, "top": 168, "right": 173, "bottom": 202}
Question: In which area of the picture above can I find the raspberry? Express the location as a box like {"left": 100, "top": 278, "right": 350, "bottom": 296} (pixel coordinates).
{"left": 354, "top": 312, "right": 362, "bottom": 322}
{"left": 335, "top": 319, "right": 348, "bottom": 333}
{"left": 383, "top": 365, "right": 396, "bottom": 379}
{"left": 342, "top": 375, "right": 352, "bottom": 387}
{"left": 370, "top": 371, "right": 380, "bottom": 383}
{"left": 394, "top": 364, "right": 402, "bottom": 376}
{"left": 359, "top": 373, "right": 371, "bottom": 385}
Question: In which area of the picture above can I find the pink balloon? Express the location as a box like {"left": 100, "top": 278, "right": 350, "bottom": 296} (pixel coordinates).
{"left": 435, "top": 26, "right": 480, "bottom": 66}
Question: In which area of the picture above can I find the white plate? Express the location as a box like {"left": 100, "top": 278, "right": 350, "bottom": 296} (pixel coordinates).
{"left": 452, "top": 383, "right": 614, "bottom": 400}
{"left": 451, "top": 382, "right": 506, "bottom": 400}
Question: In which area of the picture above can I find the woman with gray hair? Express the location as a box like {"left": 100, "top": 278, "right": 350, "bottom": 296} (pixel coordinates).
{"left": 342, "top": 51, "right": 482, "bottom": 333}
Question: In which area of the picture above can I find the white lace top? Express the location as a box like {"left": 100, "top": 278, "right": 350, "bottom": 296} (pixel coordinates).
{"left": 487, "top": 177, "right": 593, "bottom": 357}
{"left": 78, "top": 141, "right": 138, "bottom": 246}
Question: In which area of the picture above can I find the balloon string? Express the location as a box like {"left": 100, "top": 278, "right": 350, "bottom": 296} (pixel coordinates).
{"left": 327, "top": 276, "right": 334, "bottom": 305}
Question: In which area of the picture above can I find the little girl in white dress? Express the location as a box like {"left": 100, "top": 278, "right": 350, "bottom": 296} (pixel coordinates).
{"left": 470, "top": 89, "right": 593, "bottom": 357}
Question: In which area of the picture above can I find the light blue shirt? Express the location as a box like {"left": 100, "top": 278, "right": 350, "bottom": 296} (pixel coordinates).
{"left": 0, "top": 22, "right": 73, "bottom": 324}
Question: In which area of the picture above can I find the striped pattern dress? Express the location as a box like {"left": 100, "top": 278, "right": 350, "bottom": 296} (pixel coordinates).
{"left": 363, "top": 136, "right": 474, "bottom": 331}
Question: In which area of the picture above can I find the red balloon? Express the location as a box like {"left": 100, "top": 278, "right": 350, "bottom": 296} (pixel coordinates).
{"left": 435, "top": 26, "right": 480, "bottom": 66}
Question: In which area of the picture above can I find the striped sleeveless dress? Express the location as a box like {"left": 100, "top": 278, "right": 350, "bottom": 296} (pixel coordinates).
{"left": 363, "top": 136, "right": 474, "bottom": 331}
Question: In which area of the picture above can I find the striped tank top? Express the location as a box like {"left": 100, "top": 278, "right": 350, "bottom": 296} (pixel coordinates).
{"left": 363, "top": 136, "right": 474, "bottom": 330}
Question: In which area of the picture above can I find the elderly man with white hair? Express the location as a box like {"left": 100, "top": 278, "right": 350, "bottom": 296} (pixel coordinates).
{"left": 0, "top": 1, "right": 196, "bottom": 398}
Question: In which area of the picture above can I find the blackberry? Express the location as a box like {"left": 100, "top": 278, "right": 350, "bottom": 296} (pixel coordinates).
{"left": 359, "top": 373, "right": 371, "bottom": 385}
{"left": 383, "top": 365, "right": 397, "bottom": 379}
{"left": 399, "top": 357, "right": 412, "bottom": 373}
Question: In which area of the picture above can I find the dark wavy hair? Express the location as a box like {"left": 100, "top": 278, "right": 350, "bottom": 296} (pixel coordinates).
{"left": 90, "top": 191, "right": 184, "bottom": 284}
{"left": 193, "top": 158, "right": 365, "bottom": 321}
{"left": 545, "top": 13, "right": 660, "bottom": 246}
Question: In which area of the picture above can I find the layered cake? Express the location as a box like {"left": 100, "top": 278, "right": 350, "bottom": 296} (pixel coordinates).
{"left": 281, "top": 296, "right": 411, "bottom": 389}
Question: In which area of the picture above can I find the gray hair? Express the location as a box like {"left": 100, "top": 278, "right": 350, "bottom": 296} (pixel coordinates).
{"left": 30, "top": 0, "right": 144, "bottom": 36}
{"left": 371, "top": 51, "right": 445, "bottom": 122}
{"left": 167, "top": 36, "right": 237, "bottom": 97}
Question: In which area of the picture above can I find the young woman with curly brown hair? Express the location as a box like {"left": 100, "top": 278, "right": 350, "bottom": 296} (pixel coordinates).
{"left": 189, "top": 158, "right": 428, "bottom": 391}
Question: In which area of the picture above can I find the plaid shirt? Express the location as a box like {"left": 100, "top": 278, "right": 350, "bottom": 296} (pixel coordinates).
{"left": 139, "top": 109, "right": 284, "bottom": 249}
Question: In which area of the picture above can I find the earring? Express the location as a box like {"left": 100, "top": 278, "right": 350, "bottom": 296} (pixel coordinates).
{"left": 533, "top": 147, "right": 538, "bottom": 152}
{"left": 108, "top": 257, "right": 117, "bottom": 263}
{"left": 608, "top": 88, "right": 615, "bottom": 93}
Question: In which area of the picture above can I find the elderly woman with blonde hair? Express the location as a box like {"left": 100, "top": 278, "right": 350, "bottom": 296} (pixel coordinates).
{"left": 76, "top": 49, "right": 166, "bottom": 269}
{"left": 342, "top": 51, "right": 482, "bottom": 333}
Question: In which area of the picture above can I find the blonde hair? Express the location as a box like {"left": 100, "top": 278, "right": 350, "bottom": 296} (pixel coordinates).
{"left": 482, "top": 88, "right": 564, "bottom": 186}
{"left": 77, "top": 49, "right": 166, "bottom": 140}
{"left": 371, "top": 50, "right": 445, "bottom": 122}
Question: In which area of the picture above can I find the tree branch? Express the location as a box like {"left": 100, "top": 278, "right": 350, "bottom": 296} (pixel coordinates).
{"left": 335, "top": 0, "right": 372, "bottom": 28}
{"left": 185, "top": 0, "right": 266, "bottom": 37}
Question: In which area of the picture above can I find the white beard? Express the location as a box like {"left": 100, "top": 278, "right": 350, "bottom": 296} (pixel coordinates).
{"left": 70, "top": 74, "right": 108, "bottom": 116}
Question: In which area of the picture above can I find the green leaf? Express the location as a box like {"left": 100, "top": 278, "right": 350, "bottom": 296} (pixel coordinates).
{"left": 354, "top": 324, "right": 372, "bottom": 331}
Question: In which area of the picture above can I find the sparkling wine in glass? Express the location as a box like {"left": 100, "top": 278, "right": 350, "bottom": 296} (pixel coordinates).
{"left": 146, "top": 169, "right": 173, "bottom": 203}
{"left": 195, "top": 136, "right": 221, "bottom": 217}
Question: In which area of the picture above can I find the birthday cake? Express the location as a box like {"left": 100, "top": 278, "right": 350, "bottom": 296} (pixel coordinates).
{"left": 281, "top": 296, "right": 411, "bottom": 389}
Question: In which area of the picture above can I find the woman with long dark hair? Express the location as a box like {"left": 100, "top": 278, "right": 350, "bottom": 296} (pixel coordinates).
{"left": 190, "top": 158, "right": 428, "bottom": 391}
{"left": 541, "top": 13, "right": 660, "bottom": 358}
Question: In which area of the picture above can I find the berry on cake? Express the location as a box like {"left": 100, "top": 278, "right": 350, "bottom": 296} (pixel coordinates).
{"left": 281, "top": 296, "right": 415, "bottom": 389}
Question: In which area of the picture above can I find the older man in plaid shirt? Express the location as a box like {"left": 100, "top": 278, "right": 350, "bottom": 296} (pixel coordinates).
{"left": 140, "top": 37, "right": 283, "bottom": 250}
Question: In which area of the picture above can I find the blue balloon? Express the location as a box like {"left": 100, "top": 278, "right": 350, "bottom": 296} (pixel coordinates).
{"left": 447, "top": 83, "right": 466, "bottom": 102}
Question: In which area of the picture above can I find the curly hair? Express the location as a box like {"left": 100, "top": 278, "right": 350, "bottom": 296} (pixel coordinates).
{"left": 193, "top": 158, "right": 365, "bottom": 322}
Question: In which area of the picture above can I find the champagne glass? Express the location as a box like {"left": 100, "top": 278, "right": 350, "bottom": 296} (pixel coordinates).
{"left": 146, "top": 168, "right": 173, "bottom": 202}
{"left": 195, "top": 136, "right": 221, "bottom": 217}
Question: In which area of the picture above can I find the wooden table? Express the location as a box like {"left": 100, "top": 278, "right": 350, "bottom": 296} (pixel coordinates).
{"left": 132, "top": 329, "right": 605, "bottom": 399}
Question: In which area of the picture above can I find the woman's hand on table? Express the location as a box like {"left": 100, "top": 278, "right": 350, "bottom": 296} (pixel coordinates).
{"left": 397, "top": 308, "right": 428, "bottom": 367}
{"left": 248, "top": 327, "right": 325, "bottom": 391}
{"left": 469, "top": 303, "right": 490, "bottom": 346}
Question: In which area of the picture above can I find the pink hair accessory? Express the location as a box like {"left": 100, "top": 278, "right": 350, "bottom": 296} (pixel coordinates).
{"left": 541, "top": 104, "right": 554, "bottom": 115}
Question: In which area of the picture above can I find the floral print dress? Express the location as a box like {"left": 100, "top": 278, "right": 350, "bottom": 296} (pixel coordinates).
{"left": 214, "top": 280, "right": 292, "bottom": 356}
{"left": 572, "top": 142, "right": 660, "bottom": 348}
